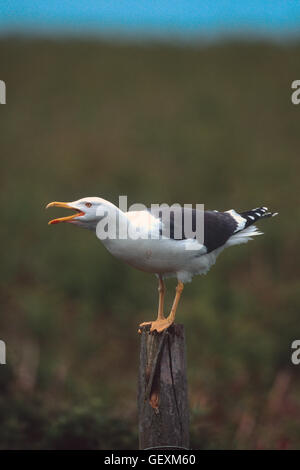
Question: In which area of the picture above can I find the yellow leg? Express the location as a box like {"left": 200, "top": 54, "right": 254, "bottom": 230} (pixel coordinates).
{"left": 139, "top": 277, "right": 166, "bottom": 333}
{"left": 139, "top": 280, "right": 184, "bottom": 334}
{"left": 166, "top": 281, "right": 184, "bottom": 324}
{"left": 157, "top": 277, "right": 165, "bottom": 320}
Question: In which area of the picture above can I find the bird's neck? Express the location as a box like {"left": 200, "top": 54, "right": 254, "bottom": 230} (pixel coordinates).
{"left": 93, "top": 201, "right": 132, "bottom": 242}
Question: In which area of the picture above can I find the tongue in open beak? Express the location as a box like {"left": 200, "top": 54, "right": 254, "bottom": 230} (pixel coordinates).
{"left": 46, "top": 201, "right": 85, "bottom": 225}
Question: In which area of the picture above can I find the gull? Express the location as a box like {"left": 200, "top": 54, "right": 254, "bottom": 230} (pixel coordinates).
{"left": 46, "top": 198, "right": 277, "bottom": 333}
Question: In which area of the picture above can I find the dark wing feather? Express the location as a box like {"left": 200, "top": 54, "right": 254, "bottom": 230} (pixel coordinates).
{"left": 203, "top": 211, "right": 238, "bottom": 252}
{"left": 148, "top": 207, "right": 239, "bottom": 253}
{"left": 239, "top": 206, "right": 277, "bottom": 227}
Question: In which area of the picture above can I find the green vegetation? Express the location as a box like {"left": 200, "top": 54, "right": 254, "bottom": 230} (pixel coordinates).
{"left": 0, "top": 38, "right": 299, "bottom": 449}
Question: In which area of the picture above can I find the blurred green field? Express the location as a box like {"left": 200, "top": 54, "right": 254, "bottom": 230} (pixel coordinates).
{"left": 0, "top": 38, "right": 300, "bottom": 449}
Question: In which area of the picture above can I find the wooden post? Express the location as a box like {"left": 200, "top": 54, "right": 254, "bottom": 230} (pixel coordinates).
{"left": 138, "top": 324, "right": 189, "bottom": 450}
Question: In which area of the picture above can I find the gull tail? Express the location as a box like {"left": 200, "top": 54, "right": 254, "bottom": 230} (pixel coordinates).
{"left": 239, "top": 206, "right": 278, "bottom": 229}
{"left": 225, "top": 206, "right": 278, "bottom": 248}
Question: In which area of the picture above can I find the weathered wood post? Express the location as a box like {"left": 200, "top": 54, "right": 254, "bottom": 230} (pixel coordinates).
{"left": 138, "top": 324, "right": 189, "bottom": 450}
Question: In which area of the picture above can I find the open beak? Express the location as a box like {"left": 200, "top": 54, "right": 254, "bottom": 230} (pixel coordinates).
{"left": 46, "top": 201, "right": 85, "bottom": 225}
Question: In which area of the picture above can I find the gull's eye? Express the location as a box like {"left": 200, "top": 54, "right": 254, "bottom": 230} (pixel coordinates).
{"left": 85, "top": 202, "right": 92, "bottom": 208}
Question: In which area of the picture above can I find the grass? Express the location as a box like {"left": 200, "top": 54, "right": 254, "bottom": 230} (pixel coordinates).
{"left": 0, "top": 37, "right": 299, "bottom": 449}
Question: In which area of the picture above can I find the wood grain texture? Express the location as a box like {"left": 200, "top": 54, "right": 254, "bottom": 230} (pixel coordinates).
{"left": 138, "top": 324, "right": 189, "bottom": 450}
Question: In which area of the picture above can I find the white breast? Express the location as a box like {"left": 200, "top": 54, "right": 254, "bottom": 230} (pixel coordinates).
{"left": 98, "top": 210, "right": 220, "bottom": 282}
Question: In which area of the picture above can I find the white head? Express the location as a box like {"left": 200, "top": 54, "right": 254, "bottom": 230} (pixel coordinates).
{"left": 46, "top": 197, "right": 116, "bottom": 230}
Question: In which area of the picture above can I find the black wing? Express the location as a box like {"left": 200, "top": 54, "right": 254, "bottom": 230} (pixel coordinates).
{"left": 149, "top": 207, "right": 239, "bottom": 253}
{"left": 148, "top": 205, "right": 276, "bottom": 253}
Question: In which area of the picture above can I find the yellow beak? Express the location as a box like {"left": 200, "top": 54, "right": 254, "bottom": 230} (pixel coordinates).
{"left": 46, "top": 201, "right": 85, "bottom": 225}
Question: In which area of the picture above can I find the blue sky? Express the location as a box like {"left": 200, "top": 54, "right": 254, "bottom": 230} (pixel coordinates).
{"left": 1, "top": 0, "right": 300, "bottom": 41}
